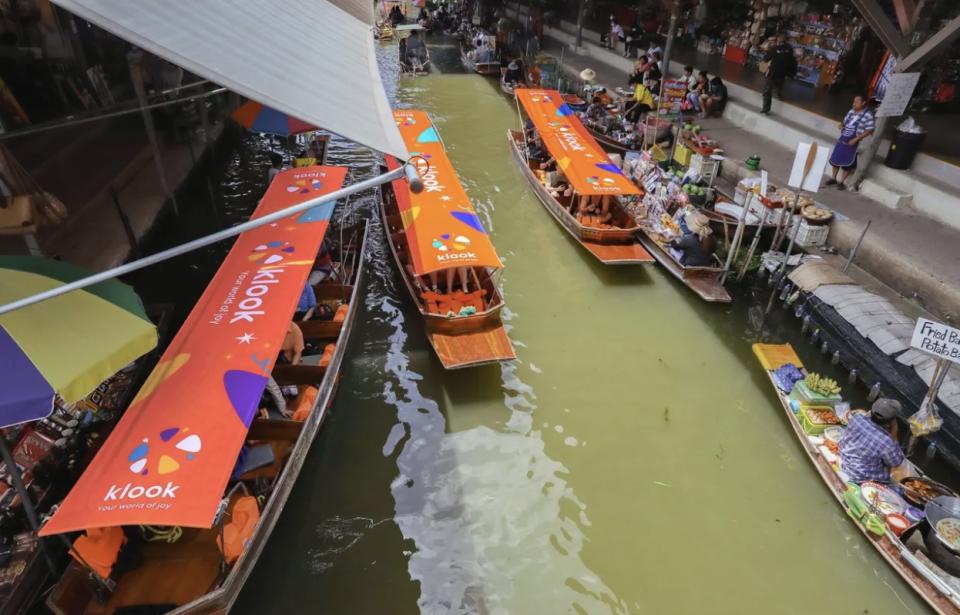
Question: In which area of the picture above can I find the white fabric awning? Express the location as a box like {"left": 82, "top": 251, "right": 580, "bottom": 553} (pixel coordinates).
{"left": 53, "top": 0, "right": 408, "bottom": 159}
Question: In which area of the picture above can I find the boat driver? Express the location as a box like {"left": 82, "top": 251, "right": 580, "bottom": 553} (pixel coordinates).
{"left": 838, "top": 398, "right": 905, "bottom": 484}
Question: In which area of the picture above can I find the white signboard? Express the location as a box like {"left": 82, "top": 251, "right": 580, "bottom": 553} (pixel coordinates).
{"left": 875, "top": 72, "right": 922, "bottom": 118}
{"left": 911, "top": 318, "right": 960, "bottom": 365}
{"left": 760, "top": 170, "right": 769, "bottom": 197}
{"left": 787, "top": 142, "right": 830, "bottom": 193}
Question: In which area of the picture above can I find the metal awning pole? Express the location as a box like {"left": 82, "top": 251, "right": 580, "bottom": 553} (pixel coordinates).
{"left": 0, "top": 87, "right": 228, "bottom": 142}
{"left": 0, "top": 165, "right": 410, "bottom": 316}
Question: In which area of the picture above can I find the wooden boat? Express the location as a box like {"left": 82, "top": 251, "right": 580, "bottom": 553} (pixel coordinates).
{"left": 634, "top": 223, "right": 731, "bottom": 302}
{"left": 42, "top": 169, "right": 369, "bottom": 615}
{"left": 461, "top": 43, "right": 500, "bottom": 76}
{"left": 753, "top": 343, "right": 960, "bottom": 615}
{"left": 507, "top": 129, "right": 652, "bottom": 265}
{"left": 383, "top": 109, "right": 515, "bottom": 369}
{"left": 510, "top": 88, "right": 653, "bottom": 265}
{"left": 398, "top": 28, "right": 430, "bottom": 76}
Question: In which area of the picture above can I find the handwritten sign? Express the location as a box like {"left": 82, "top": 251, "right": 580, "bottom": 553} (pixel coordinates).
{"left": 911, "top": 318, "right": 960, "bottom": 364}
{"left": 875, "top": 72, "right": 921, "bottom": 118}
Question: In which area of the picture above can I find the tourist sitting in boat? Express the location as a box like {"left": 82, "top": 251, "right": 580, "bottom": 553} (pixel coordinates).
{"left": 527, "top": 136, "right": 547, "bottom": 163}
{"left": 838, "top": 398, "right": 905, "bottom": 484}
{"left": 577, "top": 194, "right": 614, "bottom": 224}
{"left": 405, "top": 31, "right": 428, "bottom": 65}
{"left": 668, "top": 211, "right": 716, "bottom": 266}
{"left": 539, "top": 154, "right": 557, "bottom": 172}
{"left": 267, "top": 152, "right": 285, "bottom": 184}
{"left": 548, "top": 174, "right": 573, "bottom": 201}
{"left": 281, "top": 321, "right": 305, "bottom": 366}
{"left": 469, "top": 41, "right": 494, "bottom": 64}
{"left": 625, "top": 80, "right": 655, "bottom": 123}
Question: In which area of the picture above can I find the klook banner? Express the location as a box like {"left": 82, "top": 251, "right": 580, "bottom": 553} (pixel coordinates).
{"left": 40, "top": 166, "right": 347, "bottom": 534}
{"left": 516, "top": 89, "right": 640, "bottom": 196}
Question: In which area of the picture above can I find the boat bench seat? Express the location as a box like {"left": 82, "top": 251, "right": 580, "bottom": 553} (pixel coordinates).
{"left": 421, "top": 289, "right": 487, "bottom": 315}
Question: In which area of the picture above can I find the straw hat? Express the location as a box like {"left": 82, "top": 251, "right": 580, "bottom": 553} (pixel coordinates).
{"left": 580, "top": 68, "right": 596, "bottom": 82}
{"left": 685, "top": 211, "right": 712, "bottom": 238}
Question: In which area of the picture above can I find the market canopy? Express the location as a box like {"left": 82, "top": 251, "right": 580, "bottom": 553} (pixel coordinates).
{"left": 516, "top": 89, "right": 640, "bottom": 197}
{"left": 386, "top": 109, "right": 503, "bottom": 275}
{"left": 51, "top": 0, "right": 407, "bottom": 159}
{"left": 0, "top": 256, "right": 156, "bottom": 428}
{"left": 39, "top": 166, "right": 348, "bottom": 535}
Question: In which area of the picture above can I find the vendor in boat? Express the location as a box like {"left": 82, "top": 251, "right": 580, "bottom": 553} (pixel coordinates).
{"left": 838, "top": 398, "right": 905, "bottom": 484}
{"left": 504, "top": 57, "right": 524, "bottom": 85}
{"left": 405, "top": 31, "right": 428, "bottom": 65}
{"left": 668, "top": 211, "right": 716, "bottom": 266}
{"left": 581, "top": 94, "right": 607, "bottom": 122}
{"left": 625, "top": 80, "right": 655, "bottom": 123}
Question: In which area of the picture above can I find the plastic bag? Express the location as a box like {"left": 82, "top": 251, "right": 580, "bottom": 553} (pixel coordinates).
{"left": 897, "top": 116, "right": 926, "bottom": 133}
{"left": 908, "top": 402, "right": 943, "bottom": 437}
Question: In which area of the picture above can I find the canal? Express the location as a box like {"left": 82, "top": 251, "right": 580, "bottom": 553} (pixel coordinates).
{"left": 216, "top": 39, "right": 930, "bottom": 614}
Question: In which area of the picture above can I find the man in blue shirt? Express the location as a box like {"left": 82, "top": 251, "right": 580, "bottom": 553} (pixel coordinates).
{"left": 838, "top": 398, "right": 905, "bottom": 484}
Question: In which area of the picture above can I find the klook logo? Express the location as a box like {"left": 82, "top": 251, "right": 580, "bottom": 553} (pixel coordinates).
{"left": 104, "top": 428, "right": 202, "bottom": 503}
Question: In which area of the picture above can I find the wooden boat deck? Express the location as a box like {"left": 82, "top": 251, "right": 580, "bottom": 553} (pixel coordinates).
{"left": 753, "top": 343, "right": 960, "bottom": 615}
{"left": 431, "top": 325, "right": 515, "bottom": 370}
{"left": 635, "top": 228, "right": 731, "bottom": 302}
{"left": 507, "top": 129, "right": 654, "bottom": 266}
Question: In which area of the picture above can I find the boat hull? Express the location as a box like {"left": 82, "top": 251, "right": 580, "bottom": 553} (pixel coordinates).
{"left": 634, "top": 228, "right": 731, "bottom": 302}
{"left": 507, "top": 129, "right": 653, "bottom": 265}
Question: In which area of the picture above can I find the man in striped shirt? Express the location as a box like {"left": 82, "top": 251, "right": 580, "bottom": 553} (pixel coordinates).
{"left": 826, "top": 95, "right": 876, "bottom": 190}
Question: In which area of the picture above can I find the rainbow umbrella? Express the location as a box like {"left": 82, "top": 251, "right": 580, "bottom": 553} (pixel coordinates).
{"left": 231, "top": 101, "right": 318, "bottom": 136}
{"left": 0, "top": 256, "right": 157, "bottom": 428}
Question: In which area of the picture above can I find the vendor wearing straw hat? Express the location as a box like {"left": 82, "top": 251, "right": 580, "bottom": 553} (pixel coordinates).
{"left": 669, "top": 211, "right": 717, "bottom": 267}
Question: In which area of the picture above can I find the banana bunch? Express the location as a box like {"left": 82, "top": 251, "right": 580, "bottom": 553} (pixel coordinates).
{"left": 805, "top": 373, "right": 841, "bottom": 397}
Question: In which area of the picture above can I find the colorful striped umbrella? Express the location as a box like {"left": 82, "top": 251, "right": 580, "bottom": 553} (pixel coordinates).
{"left": 0, "top": 256, "right": 157, "bottom": 428}
{"left": 231, "top": 101, "right": 317, "bottom": 136}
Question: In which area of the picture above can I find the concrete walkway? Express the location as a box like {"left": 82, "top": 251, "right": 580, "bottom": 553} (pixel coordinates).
{"left": 537, "top": 38, "right": 960, "bottom": 324}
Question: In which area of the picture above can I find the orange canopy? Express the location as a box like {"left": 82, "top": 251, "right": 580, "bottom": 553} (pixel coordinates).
{"left": 516, "top": 89, "right": 640, "bottom": 197}
{"left": 386, "top": 109, "right": 503, "bottom": 276}
{"left": 39, "top": 166, "right": 348, "bottom": 535}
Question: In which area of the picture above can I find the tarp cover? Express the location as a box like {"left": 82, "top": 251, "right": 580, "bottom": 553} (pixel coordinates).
{"left": 40, "top": 166, "right": 347, "bottom": 535}
{"left": 386, "top": 109, "right": 502, "bottom": 275}
{"left": 52, "top": 0, "right": 406, "bottom": 158}
{"left": 516, "top": 89, "right": 640, "bottom": 197}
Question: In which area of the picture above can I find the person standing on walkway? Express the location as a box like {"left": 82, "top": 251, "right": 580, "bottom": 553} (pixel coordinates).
{"left": 826, "top": 95, "right": 875, "bottom": 191}
{"left": 760, "top": 35, "right": 797, "bottom": 115}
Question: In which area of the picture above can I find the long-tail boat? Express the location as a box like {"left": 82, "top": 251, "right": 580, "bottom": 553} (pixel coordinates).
{"left": 508, "top": 88, "right": 653, "bottom": 265}
{"left": 754, "top": 343, "right": 960, "bottom": 615}
{"left": 381, "top": 109, "right": 515, "bottom": 369}
{"left": 41, "top": 166, "right": 368, "bottom": 614}
{"left": 461, "top": 43, "right": 500, "bottom": 76}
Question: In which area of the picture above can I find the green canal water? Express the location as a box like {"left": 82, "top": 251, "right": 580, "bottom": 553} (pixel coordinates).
{"left": 231, "top": 42, "right": 931, "bottom": 614}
